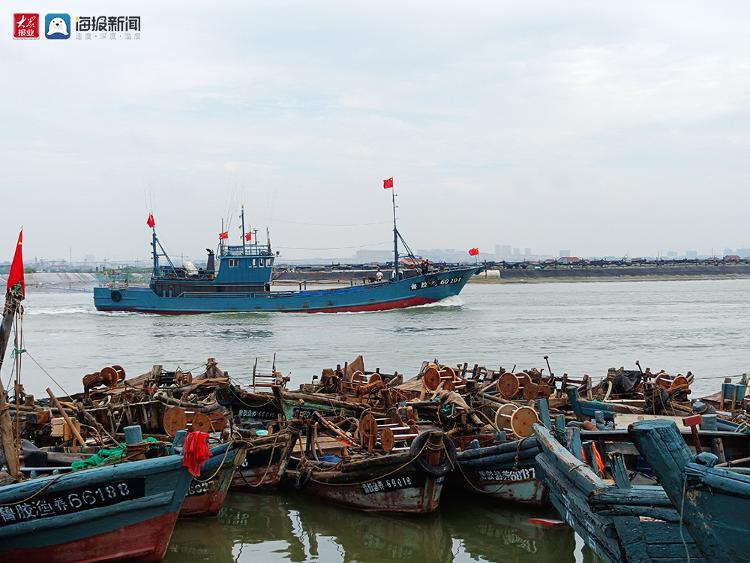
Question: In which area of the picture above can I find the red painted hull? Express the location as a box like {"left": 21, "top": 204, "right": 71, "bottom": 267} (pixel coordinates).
{"left": 2, "top": 511, "right": 179, "bottom": 563}
{"left": 102, "top": 296, "right": 438, "bottom": 315}
{"left": 301, "top": 296, "right": 436, "bottom": 313}
{"left": 179, "top": 488, "right": 228, "bottom": 518}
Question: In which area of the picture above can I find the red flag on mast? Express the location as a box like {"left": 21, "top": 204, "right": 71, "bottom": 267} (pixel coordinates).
{"left": 146, "top": 213, "right": 156, "bottom": 228}
{"left": 468, "top": 247, "right": 479, "bottom": 256}
{"left": 219, "top": 231, "right": 229, "bottom": 240}
{"left": 383, "top": 177, "right": 394, "bottom": 189}
{"left": 6, "top": 230, "right": 25, "bottom": 299}
{"left": 245, "top": 232, "right": 252, "bottom": 242}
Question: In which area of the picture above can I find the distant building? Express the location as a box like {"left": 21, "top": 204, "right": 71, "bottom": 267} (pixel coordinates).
{"left": 559, "top": 249, "right": 571, "bottom": 258}
{"left": 666, "top": 251, "right": 678, "bottom": 258}
{"left": 354, "top": 249, "right": 394, "bottom": 262}
{"left": 737, "top": 248, "right": 750, "bottom": 258}
{"left": 724, "top": 248, "right": 734, "bottom": 257}
{"left": 685, "top": 250, "right": 698, "bottom": 259}
{"left": 524, "top": 248, "right": 531, "bottom": 256}
{"left": 494, "top": 245, "right": 512, "bottom": 260}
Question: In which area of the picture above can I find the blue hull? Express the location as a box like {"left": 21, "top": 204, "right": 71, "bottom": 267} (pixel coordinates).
{"left": 0, "top": 454, "right": 192, "bottom": 562}
{"left": 94, "top": 266, "right": 481, "bottom": 314}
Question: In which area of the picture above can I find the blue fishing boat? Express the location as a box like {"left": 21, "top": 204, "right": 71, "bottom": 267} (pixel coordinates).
{"left": 94, "top": 204, "right": 481, "bottom": 314}
{"left": 631, "top": 419, "right": 750, "bottom": 562}
{"left": 0, "top": 451, "right": 192, "bottom": 562}
{"left": 453, "top": 436, "right": 547, "bottom": 506}
{"left": 533, "top": 422, "right": 706, "bottom": 562}
{"left": 179, "top": 441, "right": 246, "bottom": 518}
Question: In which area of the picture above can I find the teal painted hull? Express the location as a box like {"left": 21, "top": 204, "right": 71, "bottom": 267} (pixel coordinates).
{"left": 94, "top": 266, "right": 481, "bottom": 314}
{"left": 631, "top": 419, "right": 750, "bottom": 561}
{"left": 0, "top": 454, "right": 191, "bottom": 561}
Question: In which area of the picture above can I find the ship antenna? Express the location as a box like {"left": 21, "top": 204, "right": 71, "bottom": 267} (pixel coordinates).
{"left": 392, "top": 180, "right": 399, "bottom": 278}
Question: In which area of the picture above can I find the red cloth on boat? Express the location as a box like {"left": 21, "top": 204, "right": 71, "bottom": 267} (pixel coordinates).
{"left": 183, "top": 431, "right": 211, "bottom": 477}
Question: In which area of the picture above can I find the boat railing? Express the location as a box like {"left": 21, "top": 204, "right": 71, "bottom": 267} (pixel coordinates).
{"left": 221, "top": 245, "right": 274, "bottom": 257}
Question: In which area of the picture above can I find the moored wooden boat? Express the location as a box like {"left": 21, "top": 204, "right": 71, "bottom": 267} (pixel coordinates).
{"left": 231, "top": 428, "right": 299, "bottom": 489}
{"left": 533, "top": 422, "right": 705, "bottom": 562}
{"left": 288, "top": 428, "right": 454, "bottom": 514}
{"left": 452, "top": 435, "right": 546, "bottom": 506}
{"left": 0, "top": 453, "right": 192, "bottom": 562}
{"left": 180, "top": 441, "right": 246, "bottom": 518}
{"left": 630, "top": 418, "right": 750, "bottom": 561}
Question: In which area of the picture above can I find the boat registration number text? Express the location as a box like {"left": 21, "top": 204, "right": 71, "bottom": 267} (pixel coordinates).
{"left": 475, "top": 468, "right": 535, "bottom": 482}
{"left": 410, "top": 276, "right": 462, "bottom": 291}
{"left": 361, "top": 473, "right": 425, "bottom": 495}
{"left": 0, "top": 478, "right": 146, "bottom": 527}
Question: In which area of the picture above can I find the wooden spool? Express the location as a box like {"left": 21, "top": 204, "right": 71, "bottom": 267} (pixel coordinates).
{"left": 358, "top": 413, "right": 378, "bottom": 442}
{"left": 163, "top": 406, "right": 187, "bottom": 437}
{"left": 422, "top": 365, "right": 442, "bottom": 391}
{"left": 523, "top": 381, "right": 552, "bottom": 401}
{"left": 190, "top": 412, "right": 212, "bottom": 433}
{"left": 511, "top": 406, "right": 540, "bottom": 438}
{"left": 380, "top": 427, "right": 395, "bottom": 452}
{"left": 494, "top": 404, "right": 539, "bottom": 438}
{"left": 494, "top": 403, "right": 517, "bottom": 429}
{"left": 497, "top": 372, "right": 530, "bottom": 399}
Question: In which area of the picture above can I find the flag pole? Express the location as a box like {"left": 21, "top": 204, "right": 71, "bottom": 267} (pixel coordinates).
{"left": 392, "top": 181, "right": 399, "bottom": 279}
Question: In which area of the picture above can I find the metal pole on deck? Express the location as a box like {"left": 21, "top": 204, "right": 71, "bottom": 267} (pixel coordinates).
{"left": 392, "top": 183, "right": 399, "bottom": 278}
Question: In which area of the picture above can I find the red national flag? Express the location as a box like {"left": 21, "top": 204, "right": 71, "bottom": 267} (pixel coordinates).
{"left": 245, "top": 232, "right": 252, "bottom": 242}
{"left": 6, "top": 230, "right": 25, "bottom": 299}
{"left": 383, "top": 177, "right": 394, "bottom": 189}
{"left": 146, "top": 213, "right": 156, "bottom": 228}
{"left": 468, "top": 247, "right": 479, "bottom": 256}
{"left": 219, "top": 231, "right": 229, "bottom": 240}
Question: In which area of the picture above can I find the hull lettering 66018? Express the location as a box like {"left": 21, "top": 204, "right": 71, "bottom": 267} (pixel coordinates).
{"left": 0, "top": 478, "right": 146, "bottom": 526}
{"left": 361, "top": 473, "right": 426, "bottom": 495}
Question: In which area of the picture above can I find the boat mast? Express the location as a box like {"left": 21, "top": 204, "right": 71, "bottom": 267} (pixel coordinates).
{"left": 151, "top": 227, "right": 158, "bottom": 277}
{"left": 392, "top": 183, "right": 399, "bottom": 278}
{"left": 240, "top": 206, "right": 246, "bottom": 256}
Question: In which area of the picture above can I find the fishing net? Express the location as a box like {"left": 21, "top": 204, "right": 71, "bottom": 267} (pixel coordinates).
{"left": 71, "top": 437, "right": 160, "bottom": 471}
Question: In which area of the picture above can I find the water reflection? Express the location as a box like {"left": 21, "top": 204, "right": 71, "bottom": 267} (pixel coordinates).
{"left": 166, "top": 490, "right": 579, "bottom": 562}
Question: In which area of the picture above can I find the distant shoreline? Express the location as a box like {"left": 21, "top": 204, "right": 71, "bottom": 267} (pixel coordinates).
{"left": 469, "top": 273, "right": 750, "bottom": 284}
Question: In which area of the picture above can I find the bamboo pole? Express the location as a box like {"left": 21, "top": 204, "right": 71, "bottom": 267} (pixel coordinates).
{"left": 0, "top": 292, "right": 21, "bottom": 479}
{"left": 46, "top": 388, "right": 86, "bottom": 446}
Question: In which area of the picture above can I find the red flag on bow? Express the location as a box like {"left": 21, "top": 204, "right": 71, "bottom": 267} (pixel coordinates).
{"left": 468, "top": 247, "right": 479, "bottom": 256}
{"left": 146, "top": 213, "right": 155, "bottom": 228}
{"left": 219, "top": 231, "right": 229, "bottom": 240}
{"left": 383, "top": 177, "right": 394, "bottom": 189}
{"left": 6, "top": 230, "right": 25, "bottom": 299}
{"left": 245, "top": 232, "right": 252, "bottom": 242}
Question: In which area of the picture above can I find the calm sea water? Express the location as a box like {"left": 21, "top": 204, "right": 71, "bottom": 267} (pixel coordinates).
{"left": 8, "top": 279, "right": 750, "bottom": 561}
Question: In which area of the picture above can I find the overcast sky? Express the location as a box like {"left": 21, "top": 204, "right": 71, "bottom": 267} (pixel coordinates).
{"left": 2, "top": 1, "right": 750, "bottom": 261}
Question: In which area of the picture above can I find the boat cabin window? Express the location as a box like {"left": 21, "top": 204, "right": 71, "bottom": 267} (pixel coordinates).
{"left": 251, "top": 259, "right": 257, "bottom": 267}
{"left": 228, "top": 259, "right": 239, "bottom": 267}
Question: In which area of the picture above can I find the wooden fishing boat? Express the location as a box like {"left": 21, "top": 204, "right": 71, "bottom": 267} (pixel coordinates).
{"left": 179, "top": 440, "right": 246, "bottom": 518}
{"left": 631, "top": 419, "right": 750, "bottom": 561}
{"left": 0, "top": 453, "right": 192, "bottom": 562}
{"left": 287, "top": 436, "right": 452, "bottom": 513}
{"left": 231, "top": 428, "right": 299, "bottom": 489}
{"left": 286, "top": 410, "right": 454, "bottom": 513}
{"left": 533, "top": 422, "right": 706, "bottom": 562}
{"left": 453, "top": 435, "right": 546, "bottom": 506}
